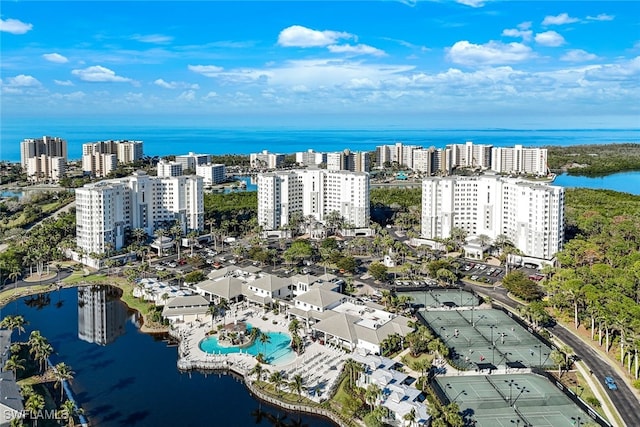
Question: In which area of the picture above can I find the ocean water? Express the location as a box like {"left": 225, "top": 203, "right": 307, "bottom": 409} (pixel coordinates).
{"left": 1, "top": 118, "right": 638, "bottom": 162}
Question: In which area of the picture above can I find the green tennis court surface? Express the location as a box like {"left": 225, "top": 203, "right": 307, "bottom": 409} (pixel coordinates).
{"left": 435, "top": 374, "right": 594, "bottom": 427}
{"left": 419, "top": 308, "right": 554, "bottom": 369}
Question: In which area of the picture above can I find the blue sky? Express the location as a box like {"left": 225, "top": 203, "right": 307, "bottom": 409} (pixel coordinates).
{"left": 1, "top": 1, "right": 639, "bottom": 128}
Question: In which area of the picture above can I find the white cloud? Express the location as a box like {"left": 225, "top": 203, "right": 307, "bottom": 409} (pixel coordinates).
{"left": 52, "top": 91, "right": 86, "bottom": 101}
{"left": 54, "top": 80, "right": 75, "bottom": 86}
{"left": 327, "top": 44, "right": 386, "bottom": 57}
{"left": 535, "top": 31, "right": 565, "bottom": 47}
{"left": 542, "top": 13, "right": 579, "bottom": 26}
{"left": 154, "top": 79, "right": 199, "bottom": 90}
{"left": 518, "top": 22, "right": 532, "bottom": 30}
{"left": 71, "top": 65, "right": 132, "bottom": 82}
{"left": 277, "top": 25, "right": 352, "bottom": 48}
{"left": 561, "top": 49, "right": 598, "bottom": 62}
{"left": 447, "top": 41, "right": 533, "bottom": 66}
{"left": 178, "top": 90, "right": 196, "bottom": 101}
{"left": 0, "top": 18, "right": 33, "bottom": 34}
{"left": 584, "top": 56, "right": 640, "bottom": 82}
{"left": 131, "top": 34, "right": 174, "bottom": 44}
{"left": 456, "top": 0, "right": 485, "bottom": 7}
{"left": 3, "top": 74, "right": 41, "bottom": 87}
{"left": 502, "top": 28, "right": 533, "bottom": 42}
{"left": 42, "top": 53, "right": 69, "bottom": 64}
{"left": 203, "top": 91, "right": 218, "bottom": 100}
{"left": 586, "top": 14, "right": 614, "bottom": 22}
{"left": 188, "top": 65, "right": 224, "bottom": 77}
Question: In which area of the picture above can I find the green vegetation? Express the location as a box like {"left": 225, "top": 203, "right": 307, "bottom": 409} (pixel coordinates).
{"left": 502, "top": 271, "right": 542, "bottom": 301}
{"left": 209, "top": 154, "right": 249, "bottom": 166}
{"left": 547, "top": 143, "right": 640, "bottom": 177}
{"left": 544, "top": 188, "right": 640, "bottom": 383}
{"left": 370, "top": 187, "right": 421, "bottom": 209}
{"left": 0, "top": 190, "right": 74, "bottom": 232}
{"left": 203, "top": 192, "right": 257, "bottom": 233}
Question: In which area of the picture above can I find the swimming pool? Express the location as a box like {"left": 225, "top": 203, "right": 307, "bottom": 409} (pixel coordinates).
{"left": 199, "top": 327, "right": 295, "bottom": 366}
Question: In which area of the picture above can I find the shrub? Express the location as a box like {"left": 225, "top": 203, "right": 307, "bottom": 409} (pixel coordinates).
{"left": 585, "top": 396, "right": 601, "bottom": 408}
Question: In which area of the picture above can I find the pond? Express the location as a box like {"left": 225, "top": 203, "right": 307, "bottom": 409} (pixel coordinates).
{"left": 553, "top": 171, "right": 640, "bottom": 195}
{"left": 2, "top": 286, "right": 334, "bottom": 427}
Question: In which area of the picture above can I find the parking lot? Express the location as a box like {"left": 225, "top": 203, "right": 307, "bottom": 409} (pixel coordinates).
{"left": 462, "top": 261, "right": 505, "bottom": 284}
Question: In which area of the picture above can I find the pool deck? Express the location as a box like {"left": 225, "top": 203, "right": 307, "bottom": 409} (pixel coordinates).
{"left": 171, "top": 303, "right": 348, "bottom": 403}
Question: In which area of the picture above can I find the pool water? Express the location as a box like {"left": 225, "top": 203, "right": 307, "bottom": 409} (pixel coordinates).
{"left": 200, "top": 327, "right": 295, "bottom": 366}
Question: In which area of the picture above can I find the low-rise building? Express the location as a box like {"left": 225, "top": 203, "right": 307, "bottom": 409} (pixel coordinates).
{"left": 196, "top": 163, "right": 226, "bottom": 185}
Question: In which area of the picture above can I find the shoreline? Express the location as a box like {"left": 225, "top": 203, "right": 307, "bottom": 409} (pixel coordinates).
{"left": 0, "top": 282, "right": 347, "bottom": 426}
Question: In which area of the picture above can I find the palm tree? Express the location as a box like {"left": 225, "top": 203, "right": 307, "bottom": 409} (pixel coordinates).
{"left": 249, "top": 362, "right": 265, "bottom": 386}
{"left": 269, "top": 370, "right": 285, "bottom": 396}
{"left": 35, "top": 342, "right": 53, "bottom": 373}
{"left": 8, "top": 263, "right": 21, "bottom": 293}
{"left": 365, "top": 384, "right": 381, "bottom": 409}
{"left": 9, "top": 417, "right": 25, "bottom": 427}
{"left": 258, "top": 331, "right": 271, "bottom": 357}
{"left": 288, "top": 318, "right": 301, "bottom": 336}
{"left": 403, "top": 408, "right": 416, "bottom": 427}
{"left": 24, "top": 394, "right": 45, "bottom": 427}
{"left": 170, "top": 222, "right": 184, "bottom": 260}
{"left": 28, "top": 331, "right": 53, "bottom": 373}
{"left": 3, "top": 355, "right": 25, "bottom": 380}
{"left": 443, "top": 402, "right": 463, "bottom": 427}
{"left": 131, "top": 228, "right": 147, "bottom": 246}
{"left": 52, "top": 362, "right": 75, "bottom": 403}
{"left": 0, "top": 315, "right": 27, "bottom": 336}
{"left": 289, "top": 374, "right": 305, "bottom": 401}
{"left": 60, "top": 399, "right": 83, "bottom": 427}
{"left": 153, "top": 228, "right": 167, "bottom": 257}
{"left": 550, "top": 349, "right": 565, "bottom": 376}
{"left": 343, "top": 358, "right": 364, "bottom": 389}
{"left": 207, "top": 304, "right": 219, "bottom": 326}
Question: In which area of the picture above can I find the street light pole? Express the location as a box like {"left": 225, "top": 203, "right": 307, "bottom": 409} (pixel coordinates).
{"left": 490, "top": 324, "right": 497, "bottom": 364}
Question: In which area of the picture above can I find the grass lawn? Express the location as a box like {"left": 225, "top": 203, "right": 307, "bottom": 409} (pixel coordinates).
{"left": 401, "top": 352, "right": 434, "bottom": 372}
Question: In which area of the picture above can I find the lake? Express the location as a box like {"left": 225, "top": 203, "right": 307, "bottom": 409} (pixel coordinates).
{"left": 553, "top": 171, "right": 640, "bottom": 195}
{"left": 1, "top": 286, "right": 334, "bottom": 427}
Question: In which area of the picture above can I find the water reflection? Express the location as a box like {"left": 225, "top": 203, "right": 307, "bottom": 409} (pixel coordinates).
{"left": 77, "top": 285, "right": 127, "bottom": 346}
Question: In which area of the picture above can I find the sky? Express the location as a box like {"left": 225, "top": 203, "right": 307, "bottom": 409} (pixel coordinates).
{"left": 1, "top": 1, "right": 639, "bottom": 129}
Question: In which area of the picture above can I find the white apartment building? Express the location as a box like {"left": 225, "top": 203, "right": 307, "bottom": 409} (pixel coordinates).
{"left": 75, "top": 171, "right": 204, "bottom": 255}
{"left": 376, "top": 142, "right": 422, "bottom": 168}
{"left": 157, "top": 159, "right": 183, "bottom": 177}
{"left": 296, "top": 149, "right": 327, "bottom": 166}
{"left": 447, "top": 141, "right": 492, "bottom": 169}
{"left": 421, "top": 175, "right": 564, "bottom": 259}
{"left": 82, "top": 140, "right": 143, "bottom": 177}
{"left": 491, "top": 145, "right": 548, "bottom": 176}
{"left": 250, "top": 150, "right": 285, "bottom": 169}
{"left": 196, "top": 163, "right": 226, "bottom": 185}
{"left": 257, "top": 169, "right": 370, "bottom": 231}
{"left": 20, "top": 136, "right": 67, "bottom": 182}
{"left": 175, "top": 152, "right": 211, "bottom": 171}
{"left": 327, "top": 150, "right": 370, "bottom": 172}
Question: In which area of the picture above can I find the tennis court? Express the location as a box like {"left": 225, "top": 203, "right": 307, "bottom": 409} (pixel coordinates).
{"left": 403, "top": 289, "right": 480, "bottom": 309}
{"left": 419, "top": 308, "right": 554, "bottom": 369}
{"left": 435, "top": 374, "right": 595, "bottom": 427}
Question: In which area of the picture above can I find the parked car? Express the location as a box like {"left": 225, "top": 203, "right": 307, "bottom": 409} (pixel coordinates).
{"left": 604, "top": 376, "right": 617, "bottom": 390}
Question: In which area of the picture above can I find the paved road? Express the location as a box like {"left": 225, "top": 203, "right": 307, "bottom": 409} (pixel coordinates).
{"left": 463, "top": 280, "right": 640, "bottom": 427}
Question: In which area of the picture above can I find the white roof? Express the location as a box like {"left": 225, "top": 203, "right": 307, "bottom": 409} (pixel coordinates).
{"left": 294, "top": 288, "right": 344, "bottom": 309}
{"left": 197, "top": 277, "right": 244, "bottom": 300}
{"left": 164, "top": 294, "right": 209, "bottom": 309}
{"left": 250, "top": 274, "right": 290, "bottom": 292}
